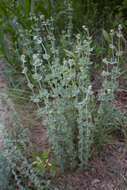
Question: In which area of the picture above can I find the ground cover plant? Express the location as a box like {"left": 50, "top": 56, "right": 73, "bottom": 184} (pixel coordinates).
{"left": 0, "top": 0, "right": 127, "bottom": 189}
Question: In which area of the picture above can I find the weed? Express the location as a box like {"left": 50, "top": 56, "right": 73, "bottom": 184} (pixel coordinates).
{"left": 33, "top": 148, "right": 57, "bottom": 177}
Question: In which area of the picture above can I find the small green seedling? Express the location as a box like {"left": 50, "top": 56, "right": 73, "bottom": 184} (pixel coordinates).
{"left": 32, "top": 148, "right": 57, "bottom": 177}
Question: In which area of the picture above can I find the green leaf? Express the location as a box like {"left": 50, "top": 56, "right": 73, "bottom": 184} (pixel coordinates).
{"left": 36, "top": 156, "right": 42, "bottom": 162}
{"left": 22, "top": 0, "right": 32, "bottom": 17}
{"left": 33, "top": 152, "right": 41, "bottom": 158}
{"left": 102, "top": 29, "right": 110, "bottom": 42}
{"left": 64, "top": 49, "right": 76, "bottom": 59}
{"left": 42, "top": 148, "right": 50, "bottom": 159}
{"left": 108, "top": 48, "right": 113, "bottom": 55}
{"left": 32, "top": 161, "right": 38, "bottom": 165}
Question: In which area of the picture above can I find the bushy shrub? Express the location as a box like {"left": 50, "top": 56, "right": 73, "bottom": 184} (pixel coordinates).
{"left": 20, "top": 14, "right": 127, "bottom": 171}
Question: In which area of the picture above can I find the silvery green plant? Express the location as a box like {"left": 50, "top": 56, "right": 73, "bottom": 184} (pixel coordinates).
{"left": 42, "top": 27, "right": 96, "bottom": 170}
{"left": 21, "top": 19, "right": 97, "bottom": 170}
{"left": 21, "top": 16, "right": 127, "bottom": 171}
{"left": 98, "top": 25, "right": 123, "bottom": 109}
{"left": 0, "top": 95, "right": 51, "bottom": 190}
{"left": 94, "top": 25, "right": 127, "bottom": 147}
